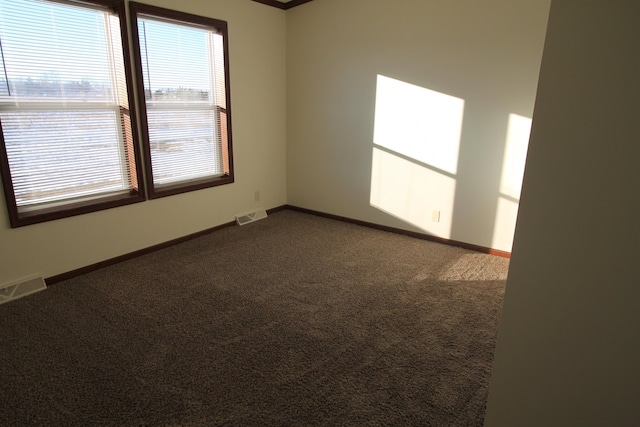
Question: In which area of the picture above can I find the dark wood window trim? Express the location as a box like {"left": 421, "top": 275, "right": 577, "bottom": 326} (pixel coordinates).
{"left": 128, "top": 2, "right": 234, "bottom": 200}
{"left": 251, "top": 0, "right": 314, "bottom": 10}
{"left": 0, "top": 0, "right": 146, "bottom": 228}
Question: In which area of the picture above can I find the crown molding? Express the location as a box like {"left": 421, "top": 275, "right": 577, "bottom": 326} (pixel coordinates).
{"left": 251, "top": 0, "right": 314, "bottom": 10}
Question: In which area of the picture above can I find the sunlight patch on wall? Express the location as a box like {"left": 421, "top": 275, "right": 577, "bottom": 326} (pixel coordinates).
{"left": 370, "top": 75, "right": 464, "bottom": 237}
{"left": 373, "top": 75, "right": 464, "bottom": 175}
{"left": 492, "top": 113, "right": 532, "bottom": 251}
{"left": 370, "top": 147, "right": 456, "bottom": 237}
{"left": 500, "top": 114, "right": 531, "bottom": 199}
{"left": 493, "top": 197, "right": 520, "bottom": 252}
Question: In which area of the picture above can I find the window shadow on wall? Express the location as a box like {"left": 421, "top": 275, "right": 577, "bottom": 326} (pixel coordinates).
{"left": 370, "top": 75, "right": 463, "bottom": 239}
{"left": 370, "top": 74, "right": 531, "bottom": 253}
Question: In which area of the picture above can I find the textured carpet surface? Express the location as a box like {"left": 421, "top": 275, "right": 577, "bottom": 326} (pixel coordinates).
{"left": 0, "top": 210, "right": 509, "bottom": 426}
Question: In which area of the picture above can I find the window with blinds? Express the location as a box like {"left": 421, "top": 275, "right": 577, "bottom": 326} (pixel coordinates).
{"left": 0, "top": 0, "right": 144, "bottom": 227}
{"left": 129, "top": 2, "right": 233, "bottom": 199}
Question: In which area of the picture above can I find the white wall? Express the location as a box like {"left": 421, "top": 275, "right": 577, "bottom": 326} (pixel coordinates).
{"left": 0, "top": 0, "right": 287, "bottom": 284}
{"left": 485, "top": 1, "right": 640, "bottom": 425}
{"left": 286, "top": 0, "right": 550, "bottom": 252}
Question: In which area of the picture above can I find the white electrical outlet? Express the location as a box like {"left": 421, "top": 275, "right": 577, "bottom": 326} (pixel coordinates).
{"left": 432, "top": 210, "right": 441, "bottom": 223}
{"left": 254, "top": 191, "right": 261, "bottom": 202}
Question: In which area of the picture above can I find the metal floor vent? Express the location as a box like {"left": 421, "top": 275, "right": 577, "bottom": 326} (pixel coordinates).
{"left": 0, "top": 275, "right": 47, "bottom": 305}
{"left": 236, "top": 208, "right": 268, "bottom": 226}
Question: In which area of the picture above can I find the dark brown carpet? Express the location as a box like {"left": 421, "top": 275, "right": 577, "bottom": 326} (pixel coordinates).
{"left": 0, "top": 210, "right": 508, "bottom": 426}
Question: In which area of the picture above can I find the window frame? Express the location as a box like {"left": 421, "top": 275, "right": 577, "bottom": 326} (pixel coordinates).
{"left": 0, "top": 0, "right": 146, "bottom": 228}
{"left": 128, "top": 1, "right": 234, "bottom": 200}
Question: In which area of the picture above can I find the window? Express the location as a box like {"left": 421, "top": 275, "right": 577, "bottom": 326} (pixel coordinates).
{"left": 129, "top": 2, "right": 233, "bottom": 199}
{"left": 0, "top": 0, "right": 144, "bottom": 227}
{"left": 0, "top": 0, "right": 234, "bottom": 227}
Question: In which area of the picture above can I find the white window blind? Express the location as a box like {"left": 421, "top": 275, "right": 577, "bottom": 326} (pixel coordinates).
{"left": 0, "top": 0, "right": 138, "bottom": 214}
{"left": 135, "top": 13, "right": 230, "bottom": 192}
